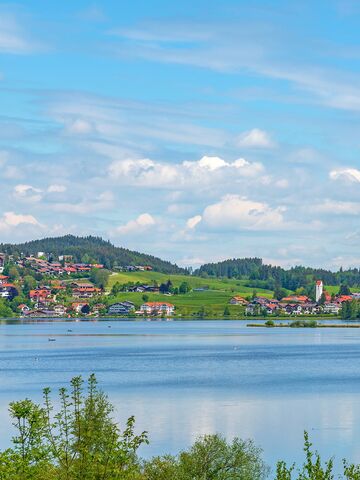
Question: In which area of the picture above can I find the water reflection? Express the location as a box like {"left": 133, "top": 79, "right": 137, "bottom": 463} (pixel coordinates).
{"left": 0, "top": 320, "right": 360, "bottom": 470}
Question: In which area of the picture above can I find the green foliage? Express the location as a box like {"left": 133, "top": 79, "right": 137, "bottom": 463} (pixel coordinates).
{"left": 290, "top": 320, "right": 317, "bottom": 328}
{"left": 23, "top": 275, "right": 37, "bottom": 294}
{"left": 179, "top": 282, "right": 191, "bottom": 294}
{"left": 275, "top": 431, "right": 334, "bottom": 479}
{"left": 143, "top": 434, "right": 269, "bottom": 480}
{"left": 0, "top": 375, "right": 148, "bottom": 479}
{"left": 341, "top": 300, "right": 360, "bottom": 320}
{"left": 8, "top": 265, "right": 20, "bottom": 281}
{"left": 318, "top": 292, "right": 326, "bottom": 305}
{"left": 195, "top": 258, "right": 360, "bottom": 291}
{"left": 339, "top": 284, "right": 351, "bottom": 296}
{"left": 273, "top": 286, "right": 287, "bottom": 301}
{"left": 90, "top": 267, "right": 110, "bottom": 289}
{"left": 265, "top": 319, "right": 275, "bottom": 327}
{"left": 0, "top": 300, "right": 14, "bottom": 318}
{"left": 223, "top": 305, "right": 231, "bottom": 316}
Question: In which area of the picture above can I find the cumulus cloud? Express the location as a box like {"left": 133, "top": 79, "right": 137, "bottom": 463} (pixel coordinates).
{"left": 329, "top": 168, "right": 360, "bottom": 183}
{"left": 108, "top": 155, "right": 263, "bottom": 188}
{"left": 236, "top": 128, "right": 275, "bottom": 148}
{"left": 201, "top": 195, "right": 286, "bottom": 231}
{"left": 14, "top": 184, "right": 42, "bottom": 202}
{"left": 0, "top": 211, "right": 40, "bottom": 231}
{"left": 114, "top": 213, "right": 156, "bottom": 235}
{"left": 186, "top": 215, "right": 202, "bottom": 229}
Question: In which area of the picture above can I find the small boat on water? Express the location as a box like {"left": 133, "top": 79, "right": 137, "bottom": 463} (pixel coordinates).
{"left": 48, "top": 338, "right": 56, "bottom": 342}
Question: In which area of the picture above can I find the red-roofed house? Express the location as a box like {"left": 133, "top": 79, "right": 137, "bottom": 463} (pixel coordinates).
{"left": 229, "top": 296, "right": 248, "bottom": 305}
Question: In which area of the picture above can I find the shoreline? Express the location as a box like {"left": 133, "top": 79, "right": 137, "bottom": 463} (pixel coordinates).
{"left": 247, "top": 323, "right": 360, "bottom": 328}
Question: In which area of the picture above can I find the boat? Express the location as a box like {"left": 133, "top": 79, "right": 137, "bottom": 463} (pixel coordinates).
{"left": 48, "top": 338, "right": 56, "bottom": 342}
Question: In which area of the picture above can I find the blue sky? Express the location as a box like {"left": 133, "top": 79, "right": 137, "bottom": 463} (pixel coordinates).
{"left": 1, "top": 1, "right": 360, "bottom": 269}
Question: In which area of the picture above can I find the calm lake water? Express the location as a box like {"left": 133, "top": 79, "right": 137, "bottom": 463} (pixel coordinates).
{"left": 1, "top": 319, "right": 360, "bottom": 471}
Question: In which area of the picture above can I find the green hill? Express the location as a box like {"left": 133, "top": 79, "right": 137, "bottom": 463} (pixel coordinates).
{"left": 0, "top": 235, "right": 184, "bottom": 274}
{"left": 195, "top": 258, "right": 360, "bottom": 291}
{"left": 107, "top": 271, "right": 275, "bottom": 316}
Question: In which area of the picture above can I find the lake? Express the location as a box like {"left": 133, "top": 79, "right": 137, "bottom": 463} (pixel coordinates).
{"left": 1, "top": 319, "right": 360, "bottom": 472}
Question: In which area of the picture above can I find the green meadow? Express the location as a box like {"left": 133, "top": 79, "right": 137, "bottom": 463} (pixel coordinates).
{"left": 107, "top": 272, "right": 274, "bottom": 316}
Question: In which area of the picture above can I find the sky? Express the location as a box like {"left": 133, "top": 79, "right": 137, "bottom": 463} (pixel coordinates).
{"left": 1, "top": 1, "right": 360, "bottom": 269}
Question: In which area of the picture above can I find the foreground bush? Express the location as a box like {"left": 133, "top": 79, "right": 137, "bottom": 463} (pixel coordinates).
{"left": 275, "top": 431, "right": 360, "bottom": 479}
{"left": 143, "top": 434, "right": 269, "bottom": 480}
{"left": 0, "top": 374, "right": 148, "bottom": 479}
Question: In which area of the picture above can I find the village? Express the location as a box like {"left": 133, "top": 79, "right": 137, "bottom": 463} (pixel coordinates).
{"left": 0, "top": 251, "right": 358, "bottom": 319}
{"left": 239, "top": 281, "right": 356, "bottom": 316}
{"left": 0, "top": 252, "right": 175, "bottom": 318}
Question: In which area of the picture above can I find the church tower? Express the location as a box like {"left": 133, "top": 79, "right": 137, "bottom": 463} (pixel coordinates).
{"left": 315, "top": 280, "right": 323, "bottom": 302}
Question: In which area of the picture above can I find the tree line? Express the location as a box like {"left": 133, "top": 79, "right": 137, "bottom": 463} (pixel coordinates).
{"left": 195, "top": 258, "right": 360, "bottom": 291}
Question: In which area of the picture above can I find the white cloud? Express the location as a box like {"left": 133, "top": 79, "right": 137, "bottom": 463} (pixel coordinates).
{"left": 329, "top": 168, "right": 360, "bottom": 183}
{"left": 14, "top": 184, "right": 42, "bottom": 202}
{"left": 114, "top": 213, "right": 156, "bottom": 235}
{"left": 314, "top": 199, "right": 360, "bottom": 215}
{"left": 66, "top": 119, "right": 94, "bottom": 135}
{"left": 186, "top": 215, "right": 202, "bottom": 229}
{"left": 236, "top": 129, "right": 275, "bottom": 148}
{"left": 202, "top": 195, "right": 285, "bottom": 231}
{"left": 108, "top": 155, "right": 263, "bottom": 188}
{"left": 0, "top": 211, "right": 40, "bottom": 231}
{"left": 47, "top": 184, "right": 67, "bottom": 193}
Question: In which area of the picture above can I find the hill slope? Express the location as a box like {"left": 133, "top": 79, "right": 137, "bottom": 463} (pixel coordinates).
{"left": 195, "top": 258, "right": 360, "bottom": 290}
{"left": 0, "top": 235, "right": 184, "bottom": 274}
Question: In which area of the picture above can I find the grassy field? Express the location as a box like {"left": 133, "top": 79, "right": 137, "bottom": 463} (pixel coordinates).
{"left": 323, "top": 285, "right": 358, "bottom": 295}
{"left": 107, "top": 271, "right": 276, "bottom": 316}
{"left": 108, "top": 271, "right": 274, "bottom": 295}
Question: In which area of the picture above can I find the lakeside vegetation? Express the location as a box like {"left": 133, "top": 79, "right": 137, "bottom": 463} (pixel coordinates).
{"left": 2, "top": 375, "right": 360, "bottom": 479}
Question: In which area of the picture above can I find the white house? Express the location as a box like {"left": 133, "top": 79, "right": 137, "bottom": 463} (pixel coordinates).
{"left": 140, "top": 302, "right": 175, "bottom": 316}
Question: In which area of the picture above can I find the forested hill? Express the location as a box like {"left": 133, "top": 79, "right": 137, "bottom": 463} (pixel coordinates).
{"left": 195, "top": 258, "right": 360, "bottom": 291}
{"left": 0, "top": 235, "right": 184, "bottom": 273}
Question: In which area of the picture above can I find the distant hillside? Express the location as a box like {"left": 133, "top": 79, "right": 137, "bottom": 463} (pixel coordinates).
{"left": 0, "top": 235, "right": 184, "bottom": 274}
{"left": 195, "top": 258, "right": 360, "bottom": 291}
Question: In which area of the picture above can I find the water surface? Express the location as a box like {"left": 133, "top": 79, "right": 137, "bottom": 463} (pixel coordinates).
{"left": 0, "top": 319, "right": 360, "bottom": 471}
